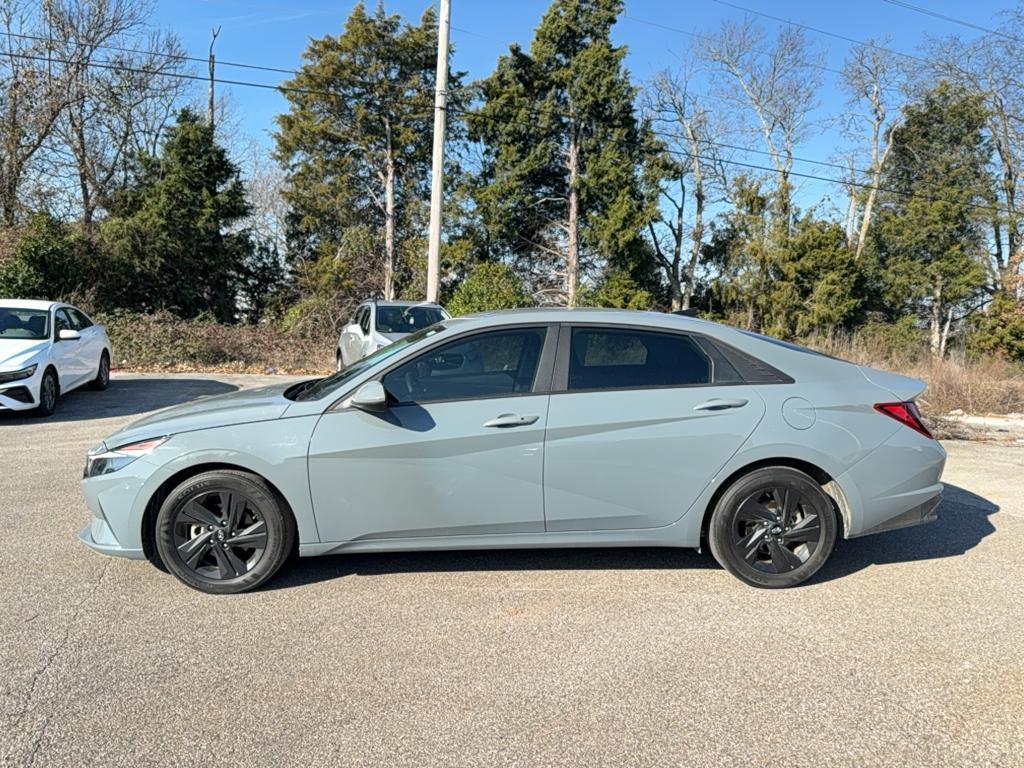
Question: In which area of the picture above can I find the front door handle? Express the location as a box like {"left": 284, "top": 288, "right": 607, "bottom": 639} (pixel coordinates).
{"left": 483, "top": 413, "right": 540, "bottom": 428}
{"left": 693, "top": 398, "right": 749, "bottom": 412}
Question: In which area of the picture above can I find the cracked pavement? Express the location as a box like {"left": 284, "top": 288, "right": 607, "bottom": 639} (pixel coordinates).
{"left": 1, "top": 373, "right": 1022, "bottom": 767}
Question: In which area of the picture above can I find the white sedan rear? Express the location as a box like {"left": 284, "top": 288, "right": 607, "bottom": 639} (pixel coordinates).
{"left": 0, "top": 300, "right": 111, "bottom": 416}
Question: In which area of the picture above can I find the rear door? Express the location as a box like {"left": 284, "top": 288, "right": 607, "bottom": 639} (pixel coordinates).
{"left": 543, "top": 324, "right": 767, "bottom": 531}
{"left": 308, "top": 325, "right": 556, "bottom": 543}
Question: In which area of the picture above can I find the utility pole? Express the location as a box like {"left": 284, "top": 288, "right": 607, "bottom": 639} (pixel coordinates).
{"left": 208, "top": 26, "right": 221, "bottom": 128}
{"left": 425, "top": 0, "right": 450, "bottom": 303}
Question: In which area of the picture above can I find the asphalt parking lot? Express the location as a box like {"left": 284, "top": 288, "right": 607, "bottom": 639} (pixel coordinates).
{"left": 1, "top": 373, "right": 1022, "bottom": 767}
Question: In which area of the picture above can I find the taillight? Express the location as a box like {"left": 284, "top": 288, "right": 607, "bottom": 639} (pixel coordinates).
{"left": 874, "top": 401, "right": 934, "bottom": 439}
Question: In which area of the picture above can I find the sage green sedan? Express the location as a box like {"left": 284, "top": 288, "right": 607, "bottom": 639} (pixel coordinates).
{"left": 80, "top": 309, "right": 945, "bottom": 593}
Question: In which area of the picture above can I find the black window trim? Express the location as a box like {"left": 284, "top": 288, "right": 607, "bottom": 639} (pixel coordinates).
{"left": 327, "top": 322, "right": 561, "bottom": 412}
{"left": 549, "top": 322, "right": 794, "bottom": 395}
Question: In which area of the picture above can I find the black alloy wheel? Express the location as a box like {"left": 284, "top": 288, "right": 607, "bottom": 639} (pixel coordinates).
{"left": 709, "top": 467, "right": 837, "bottom": 588}
{"left": 155, "top": 470, "right": 295, "bottom": 594}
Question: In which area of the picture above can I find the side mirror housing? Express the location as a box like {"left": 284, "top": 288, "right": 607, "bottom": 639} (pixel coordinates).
{"left": 58, "top": 329, "right": 82, "bottom": 341}
{"left": 350, "top": 380, "right": 388, "bottom": 413}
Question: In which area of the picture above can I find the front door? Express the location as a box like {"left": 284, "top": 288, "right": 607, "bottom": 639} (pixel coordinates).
{"left": 543, "top": 325, "right": 767, "bottom": 531}
{"left": 52, "top": 308, "right": 88, "bottom": 389}
{"left": 308, "top": 325, "right": 554, "bottom": 543}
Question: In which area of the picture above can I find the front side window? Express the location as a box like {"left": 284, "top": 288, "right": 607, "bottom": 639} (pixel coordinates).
{"left": 0, "top": 307, "right": 50, "bottom": 340}
{"left": 69, "top": 308, "right": 93, "bottom": 329}
{"left": 383, "top": 327, "right": 547, "bottom": 404}
{"left": 568, "top": 328, "right": 711, "bottom": 391}
{"left": 54, "top": 309, "right": 74, "bottom": 337}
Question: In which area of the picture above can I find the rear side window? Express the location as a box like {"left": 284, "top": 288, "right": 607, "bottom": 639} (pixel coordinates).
{"left": 568, "top": 328, "right": 711, "bottom": 391}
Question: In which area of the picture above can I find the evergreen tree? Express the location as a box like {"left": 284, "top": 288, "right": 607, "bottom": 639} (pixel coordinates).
{"left": 872, "top": 82, "right": 993, "bottom": 357}
{"left": 275, "top": 2, "right": 458, "bottom": 306}
{"left": 469, "top": 0, "right": 651, "bottom": 306}
{"left": 101, "top": 109, "right": 253, "bottom": 321}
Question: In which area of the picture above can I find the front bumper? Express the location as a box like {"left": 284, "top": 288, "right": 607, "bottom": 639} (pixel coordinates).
{"left": 0, "top": 368, "right": 41, "bottom": 411}
{"left": 79, "top": 457, "right": 160, "bottom": 559}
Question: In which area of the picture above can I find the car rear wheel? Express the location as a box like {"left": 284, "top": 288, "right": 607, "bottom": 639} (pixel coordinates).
{"left": 89, "top": 351, "right": 110, "bottom": 390}
{"left": 155, "top": 470, "right": 296, "bottom": 594}
{"left": 34, "top": 368, "right": 59, "bottom": 416}
{"left": 708, "top": 467, "right": 837, "bottom": 588}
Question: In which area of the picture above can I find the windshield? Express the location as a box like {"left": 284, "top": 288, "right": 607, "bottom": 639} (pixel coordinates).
{"left": 296, "top": 323, "right": 448, "bottom": 401}
{"left": 375, "top": 305, "right": 447, "bottom": 334}
{"left": 0, "top": 307, "right": 50, "bottom": 340}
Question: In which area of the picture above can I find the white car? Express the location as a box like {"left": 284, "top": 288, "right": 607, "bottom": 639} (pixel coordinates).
{"left": 0, "top": 299, "right": 112, "bottom": 416}
{"left": 336, "top": 300, "right": 449, "bottom": 369}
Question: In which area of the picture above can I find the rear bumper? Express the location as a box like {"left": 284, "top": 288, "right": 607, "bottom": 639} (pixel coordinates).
{"left": 848, "top": 489, "right": 942, "bottom": 538}
{"left": 835, "top": 428, "right": 946, "bottom": 538}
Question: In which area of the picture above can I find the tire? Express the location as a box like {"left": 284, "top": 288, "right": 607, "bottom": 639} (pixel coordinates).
{"left": 154, "top": 470, "right": 296, "bottom": 594}
{"left": 336, "top": 349, "right": 344, "bottom": 372}
{"left": 708, "top": 467, "right": 837, "bottom": 589}
{"left": 34, "top": 368, "right": 59, "bottom": 417}
{"left": 88, "top": 351, "right": 110, "bottom": 391}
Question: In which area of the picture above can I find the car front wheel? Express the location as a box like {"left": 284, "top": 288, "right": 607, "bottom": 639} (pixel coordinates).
{"left": 155, "top": 470, "right": 296, "bottom": 594}
{"left": 35, "top": 368, "right": 59, "bottom": 416}
{"left": 708, "top": 467, "right": 837, "bottom": 588}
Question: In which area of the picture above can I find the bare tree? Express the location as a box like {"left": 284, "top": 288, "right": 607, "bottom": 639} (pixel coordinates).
{"left": 841, "top": 40, "right": 904, "bottom": 260}
{"left": 0, "top": 0, "right": 153, "bottom": 225}
{"left": 644, "top": 61, "right": 727, "bottom": 310}
{"left": 701, "top": 18, "right": 822, "bottom": 222}
{"left": 58, "top": 28, "right": 190, "bottom": 227}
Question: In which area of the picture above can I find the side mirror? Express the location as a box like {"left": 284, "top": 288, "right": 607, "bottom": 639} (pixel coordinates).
{"left": 350, "top": 380, "right": 388, "bottom": 413}
{"left": 58, "top": 329, "right": 81, "bottom": 341}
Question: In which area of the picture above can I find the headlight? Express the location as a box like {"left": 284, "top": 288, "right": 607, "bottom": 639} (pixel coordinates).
{"left": 0, "top": 364, "right": 37, "bottom": 384}
{"left": 83, "top": 436, "right": 168, "bottom": 478}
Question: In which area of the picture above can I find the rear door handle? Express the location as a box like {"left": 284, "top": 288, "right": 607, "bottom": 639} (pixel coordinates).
{"left": 693, "top": 398, "right": 749, "bottom": 411}
{"left": 483, "top": 413, "right": 540, "bottom": 428}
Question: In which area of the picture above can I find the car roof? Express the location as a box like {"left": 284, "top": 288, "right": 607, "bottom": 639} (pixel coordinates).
{"left": 450, "top": 307, "right": 706, "bottom": 331}
{"left": 367, "top": 300, "right": 445, "bottom": 308}
{"left": 0, "top": 299, "right": 61, "bottom": 311}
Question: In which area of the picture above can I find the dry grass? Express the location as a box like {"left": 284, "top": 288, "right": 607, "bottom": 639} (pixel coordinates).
{"left": 807, "top": 334, "right": 1024, "bottom": 417}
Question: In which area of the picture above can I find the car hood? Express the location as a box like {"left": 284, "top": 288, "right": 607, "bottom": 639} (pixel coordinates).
{"left": 104, "top": 382, "right": 295, "bottom": 447}
{"left": 0, "top": 339, "right": 47, "bottom": 370}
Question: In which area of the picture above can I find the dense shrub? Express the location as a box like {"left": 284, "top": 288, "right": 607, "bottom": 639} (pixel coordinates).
{"left": 99, "top": 310, "right": 333, "bottom": 374}
{"left": 447, "top": 262, "right": 531, "bottom": 316}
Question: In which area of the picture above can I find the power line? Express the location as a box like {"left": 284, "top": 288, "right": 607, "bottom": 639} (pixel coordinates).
{"left": 0, "top": 28, "right": 302, "bottom": 76}
{"left": 7, "top": 44, "right": 1017, "bottom": 220}
{"left": 881, "top": 0, "right": 1024, "bottom": 45}
{"left": 1, "top": 49, "right": 439, "bottom": 112}
{"left": 709, "top": 0, "right": 930, "bottom": 66}
{"left": 448, "top": 104, "right": 1019, "bottom": 219}
{"left": 622, "top": 13, "right": 846, "bottom": 77}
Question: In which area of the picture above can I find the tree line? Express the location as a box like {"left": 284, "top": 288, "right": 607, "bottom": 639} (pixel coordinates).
{"left": 0, "top": 0, "right": 1022, "bottom": 360}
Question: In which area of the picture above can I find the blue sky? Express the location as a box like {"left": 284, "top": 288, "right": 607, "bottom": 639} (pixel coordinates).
{"left": 153, "top": 0, "right": 1010, "bottom": 211}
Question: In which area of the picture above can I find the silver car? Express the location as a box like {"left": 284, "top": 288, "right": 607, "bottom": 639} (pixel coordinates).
{"left": 80, "top": 309, "right": 945, "bottom": 593}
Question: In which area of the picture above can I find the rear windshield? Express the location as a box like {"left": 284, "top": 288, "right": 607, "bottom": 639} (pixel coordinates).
{"left": 0, "top": 307, "right": 50, "bottom": 340}
{"left": 375, "top": 305, "right": 447, "bottom": 334}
